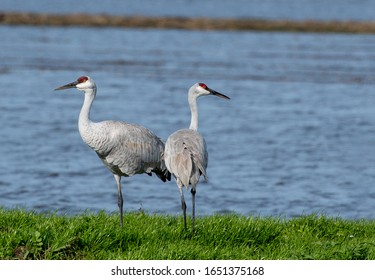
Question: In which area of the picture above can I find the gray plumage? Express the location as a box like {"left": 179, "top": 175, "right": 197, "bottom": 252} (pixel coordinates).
{"left": 55, "top": 76, "right": 170, "bottom": 226}
{"left": 83, "top": 120, "right": 168, "bottom": 179}
{"left": 164, "top": 83, "right": 230, "bottom": 229}
{"left": 165, "top": 129, "right": 208, "bottom": 188}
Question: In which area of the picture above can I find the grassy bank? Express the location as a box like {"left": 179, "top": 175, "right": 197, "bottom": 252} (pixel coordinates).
{"left": 1, "top": 209, "right": 375, "bottom": 260}
{"left": 1, "top": 12, "right": 375, "bottom": 33}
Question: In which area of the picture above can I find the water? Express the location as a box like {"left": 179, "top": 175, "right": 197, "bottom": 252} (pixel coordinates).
{"left": 1, "top": 16, "right": 375, "bottom": 219}
{"left": 2, "top": 0, "right": 375, "bottom": 21}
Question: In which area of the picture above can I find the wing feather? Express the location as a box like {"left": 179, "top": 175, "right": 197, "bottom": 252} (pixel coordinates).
{"left": 165, "top": 128, "right": 208, "bottom": 188}
{"left": 86, "top": 121, "right": 169, "bottom": 180}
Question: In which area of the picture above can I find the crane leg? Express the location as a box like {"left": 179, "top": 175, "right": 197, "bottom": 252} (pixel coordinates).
{"left": 191, "top": 188, "right": 196, "bottom": 231}
{"left": 178, "top": 182, "right": 187, "bottom": 229}
{"left": 114, "top": 174, "right": 123, "bottom": 227}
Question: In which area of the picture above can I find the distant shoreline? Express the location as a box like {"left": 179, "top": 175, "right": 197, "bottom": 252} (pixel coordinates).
{"left": 1, "top": 12, "right": 375, "bottom": 34}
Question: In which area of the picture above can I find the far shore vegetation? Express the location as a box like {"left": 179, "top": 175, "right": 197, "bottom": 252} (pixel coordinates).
{"left": 1, "top": 12, "right": 375, "bottom": 34}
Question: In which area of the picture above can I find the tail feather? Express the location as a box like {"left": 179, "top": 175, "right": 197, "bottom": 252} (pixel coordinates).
{"left": 153, "top": 168, "right": 171, "bottom": 182}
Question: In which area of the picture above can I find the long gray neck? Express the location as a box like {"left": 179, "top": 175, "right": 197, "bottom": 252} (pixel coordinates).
{"left": 188, "top": 93, "right": 199, "bottom": 131}
{"left": 78, "top": 88, "right": 96, "bottom": 139}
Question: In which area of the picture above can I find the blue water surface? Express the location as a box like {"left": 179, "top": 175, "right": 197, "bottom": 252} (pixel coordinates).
{"left": 1, "top": 10, "right": 375, "bottom": 219}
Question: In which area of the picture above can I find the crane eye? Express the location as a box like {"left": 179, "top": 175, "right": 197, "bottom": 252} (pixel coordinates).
{"left": 77, "top": 76, "right": 88, "bottom": 83}
{"left": 198, "top": 83, "right": 207, "bottom": 89}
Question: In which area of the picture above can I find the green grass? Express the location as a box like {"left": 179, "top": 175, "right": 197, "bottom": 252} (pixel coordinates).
{"left": 1, "top": 208, "right": 375, "bottom": 260}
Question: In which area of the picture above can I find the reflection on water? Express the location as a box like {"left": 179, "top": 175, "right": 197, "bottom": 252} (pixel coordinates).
{"left": 0, "top": 25, "right": 375, "bottom": 219}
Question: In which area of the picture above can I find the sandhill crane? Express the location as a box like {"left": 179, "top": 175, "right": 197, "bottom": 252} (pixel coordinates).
{"left": 55, "top": 76, "right": 170, "bottom": 226}
{"left": 164, "top": 83, "right": 230, "bottom": 229}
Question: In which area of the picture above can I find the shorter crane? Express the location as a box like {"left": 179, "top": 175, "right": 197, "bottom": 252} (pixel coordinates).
{"left": 164, "top": 83, "right": 230, "bottom": 229}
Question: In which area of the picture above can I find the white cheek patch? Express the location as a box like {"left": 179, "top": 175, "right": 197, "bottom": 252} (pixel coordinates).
{"left": 198, "top": 87, "right": 209, "bottom": 94}
{"left": 76, "top": 81, "right": 88, "bottom": 90}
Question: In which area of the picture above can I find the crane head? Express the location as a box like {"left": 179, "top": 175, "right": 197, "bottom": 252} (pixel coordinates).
{"left": 190, "top": 83, "right": 230, "bottom": 100}
{"left": 54, "top": 76, "right": 96, "bottom": 92}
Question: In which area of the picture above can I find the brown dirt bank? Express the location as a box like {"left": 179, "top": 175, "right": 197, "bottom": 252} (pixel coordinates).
{"left": 1, "top": 12, "right": 375, "bottom": 34}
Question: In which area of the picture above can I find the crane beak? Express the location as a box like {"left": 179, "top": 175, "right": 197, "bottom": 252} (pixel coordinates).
{"left": 54, "top": 80, "right": 79, "bottom": 91}
{"left": 209, "top": 88, "right": 230, "bottom": 100}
